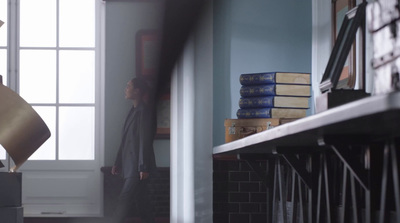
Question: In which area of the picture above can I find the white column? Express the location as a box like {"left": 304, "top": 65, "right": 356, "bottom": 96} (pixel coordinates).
{"left": 311, "top": 0, "right": 331, "bottom": 111}
{"left": 170, "top": 1, "right": 213, "bottom": 222}
{"left": 171, "top": 37, "right": 196, "bottom": 223}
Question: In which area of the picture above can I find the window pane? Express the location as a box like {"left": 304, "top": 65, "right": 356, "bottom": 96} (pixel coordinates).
{"left": 59, "top": 0, "right": 95, "bottom": 47}
{"left": 0, "top": 0, "right": 7, "bottom": 46}
{"left": 0, "top": 0, "right": 6, "bottom": 85}
{"left": 0, "top": 49, "right": 6, "bottom": 85}
{"left": 29, "top": 106, "right": 56, "bottom": 160}
{"left": 59, "top": 107, "right": 94, "bottom": 160}
{"left": 20, "top": 0, "right": 56, "bottom": 47}
{"left": 0, "top": 144, "right": 5, "bottom": 160}
{"left": 20, "top": 50, "right": 56, "bottom": 103}
{"left": 59, "top": 50, "right": 95, "bottom": 103}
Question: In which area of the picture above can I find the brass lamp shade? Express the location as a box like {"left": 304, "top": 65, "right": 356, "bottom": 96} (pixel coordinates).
{"left": 0, "top": 83, "right": 51, "bottom": 171}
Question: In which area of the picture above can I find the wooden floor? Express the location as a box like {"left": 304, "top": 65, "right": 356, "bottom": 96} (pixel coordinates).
{"left": 24, "top": 218, "right": 106, "bottom": 223}
{"left": 24, "top": 217, "right": 169, "bottom": 223}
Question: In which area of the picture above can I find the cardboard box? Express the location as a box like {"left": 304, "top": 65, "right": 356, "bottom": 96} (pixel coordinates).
{"left": 0, "top": 172, "right": 22, "bottom": 207}
{"left": 0, "top": 207, "right": 23, "bottom": 223}
{"left": 224, "top": 118, "right": 297, "bottom": 143}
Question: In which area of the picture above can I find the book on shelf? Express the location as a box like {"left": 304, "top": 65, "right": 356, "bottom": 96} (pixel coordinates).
{"left": 240, "top": 72, "right": 311, "bottom": 86}
{"left": 240, "top": 84, "right": 311, "bottom": 97}
{"left": 237, "top": 108, "right": 307, "bottom": 119}
{"left": 239, "top": 96, "right": 309, "bottom": 109}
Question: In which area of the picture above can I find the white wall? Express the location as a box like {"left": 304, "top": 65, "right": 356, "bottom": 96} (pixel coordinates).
{"left": 104, "top": 1, "right": 170, "bottom": 167}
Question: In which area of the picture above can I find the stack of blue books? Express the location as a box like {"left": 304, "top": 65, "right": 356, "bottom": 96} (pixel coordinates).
{"left": 237, "top": 72, "right": 311, "bottom": 119}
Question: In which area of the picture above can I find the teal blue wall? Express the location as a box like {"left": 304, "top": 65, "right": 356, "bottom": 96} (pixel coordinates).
{"left": 213, "top": 0, "right": 312, "bottom": 146}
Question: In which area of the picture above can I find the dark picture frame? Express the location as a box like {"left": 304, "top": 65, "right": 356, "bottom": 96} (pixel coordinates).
{"left": 135, "top": 29, "right": 170, "bottom": 139}
{"left": 320, "top": 2, "right": 366, "bottom": 93}
{"left": 332, "top": 0, "right": 358, "bottom": 89}
{"left": 154, "top": 93, "right": 170, "bottom": 139}
{"left": 136, "top": 29, "right": 160, "bottom": 78}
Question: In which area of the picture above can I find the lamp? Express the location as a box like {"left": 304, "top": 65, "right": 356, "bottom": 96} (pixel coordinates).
{"left": 0, "top": 76, "right": 51, "bottom": 171}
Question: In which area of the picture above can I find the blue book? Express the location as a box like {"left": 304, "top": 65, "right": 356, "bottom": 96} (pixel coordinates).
{"left": 239, "top": 96, "right": 309, "bottom": 109}
{"left": 240, "top": 84, "right": 311, "bottom": 97}
{"left": 237, "top": 108, "right": 307, "bottom": 119}
{"left": 240, "top": 72, "right": 311, "bottom": 86}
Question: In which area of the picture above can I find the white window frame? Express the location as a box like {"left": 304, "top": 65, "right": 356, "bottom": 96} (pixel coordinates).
{"left": 1, "top": 0, "right": 105, "bottom": 217}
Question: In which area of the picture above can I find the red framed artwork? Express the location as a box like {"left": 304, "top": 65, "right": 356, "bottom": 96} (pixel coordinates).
{"left": 155, "top": 93, "right": 170, "bottom": 139}
{"left": 136, "top": 29, "right": 169, "bottom": 139}
{"left": 136, "top": 29, "right": 161, "bottom": 78}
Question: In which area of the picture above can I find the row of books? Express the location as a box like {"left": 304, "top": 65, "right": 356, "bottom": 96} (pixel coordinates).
{"left": 236, "top": 71, "right": 311, "bottom": 119}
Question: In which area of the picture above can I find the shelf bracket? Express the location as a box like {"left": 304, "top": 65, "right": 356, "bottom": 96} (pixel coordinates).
{"left": 281, "top": 154, "right": 312, "bottom": 189}
{"left": 318, "top": 135, "right": 369, "bottom": 190}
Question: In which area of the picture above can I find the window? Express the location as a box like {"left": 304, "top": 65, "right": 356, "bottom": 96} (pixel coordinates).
{"left": 0, "top": 0, "right": 104, "bottom": 216}
{"left": 0, "top": 0, "right": 7, "bottom": 160}
{"left": 1, "top": 0, "right": 100, "bottom": 161}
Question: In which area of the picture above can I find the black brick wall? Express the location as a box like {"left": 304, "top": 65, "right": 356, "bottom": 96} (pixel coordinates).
{"left": 104, "top": 160, "right": 268, "bottom": 223}
{"left": 214, "top": 159, "right": 268, "bottom": 223}
{"left": 102, "top": 167, "right": 170, "bottom": 218}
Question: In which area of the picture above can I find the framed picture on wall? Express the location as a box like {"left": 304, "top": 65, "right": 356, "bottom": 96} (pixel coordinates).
{"left": 155, "top": 93, "right": 170, "bottom": 139}
{"left": 136, "top": 29, "right": 170, "bottom": 139}
{"left": 136, "top": 29, "right": 161, "bottom": 78}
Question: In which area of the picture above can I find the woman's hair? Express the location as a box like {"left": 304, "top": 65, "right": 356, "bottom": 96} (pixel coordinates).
{"left": 131, "top": 77, "right": 149, "bottom": 94}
